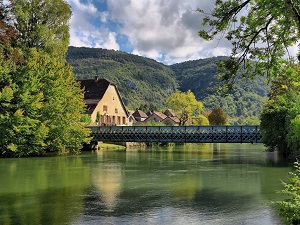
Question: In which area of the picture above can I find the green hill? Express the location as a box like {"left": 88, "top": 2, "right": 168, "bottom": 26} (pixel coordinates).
{"left": 170, "top": 57, "right": 269, "bottom": 124}
{"left": 67, "top": 46, "right": 178, "bottom": 110}
{"left": 67, "top": 47, "right": 269, "bottom": 125}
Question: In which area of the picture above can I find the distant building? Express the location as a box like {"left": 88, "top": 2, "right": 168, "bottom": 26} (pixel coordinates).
{"left": 127, "top": 110, "right": 136, "bottom": 126}
{"left": 132, "top": 109, "right": 148, "bottom": 122}
{"left": 144, "top": 110, "right": 167, "bottom": 123}
{"left": 79, "top": 77, "right": 129, "bottom": 125}
{"left": 163, "top": 109, "right": 180, "bottom": 125}
{"left": 164, "top": 109, "right": 176, "bottom": 117}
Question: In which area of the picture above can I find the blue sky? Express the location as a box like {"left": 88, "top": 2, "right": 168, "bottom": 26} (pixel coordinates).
{"left": 66, "top": 0, "right": 233, "bottom": 65}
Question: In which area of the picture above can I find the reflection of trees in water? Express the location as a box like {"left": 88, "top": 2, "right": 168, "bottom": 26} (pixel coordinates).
{"left": 0, "top": 187, "right": 85, "bottom": 225}
{"left": 0, "top": 157, "right": 90, "bottom": 225}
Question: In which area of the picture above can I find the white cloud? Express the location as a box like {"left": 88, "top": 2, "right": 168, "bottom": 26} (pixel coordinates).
{"left": 132, "top": 49, "right": 163, "bottom": 61}
{"left": 67, "top": 0, "right": 231, "bottom": 64}
{"left": 67, "top": 0, "right": 120, "bottom": 50}
{"left": 102, "top": 32, "right": 119, "bottom": 50}
{"left": 107, "top": 0, "right": 230, "bottom": 64}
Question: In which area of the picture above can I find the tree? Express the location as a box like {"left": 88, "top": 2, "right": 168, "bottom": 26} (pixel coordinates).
{"left": 166, "top": 90, "right": 203, "bottom": 125}
{"left": 192, "top": 115, "right": 209, "bottom": 126}
{"left": 7, "top": 0, "right": 71, "bottom": 58}
{"left": 208, "top": 107, "right": 227, "bottom": 125}
{"left": 276, "top": 161, "right": 300, "bottom": 225}
{"left": 0, "top": 0, "right": 90, "bottom": 156}
{"left": 260, "top": 65, "right": 300, "bottom": 157}
{"left": 198, "top": 0, "right": 300, "bottom": 89}
{"left": 0, "top": 1, "right": 15, "bottom": 51}
{"left": 0, "top": 49, "right": 91, "bottom": 156}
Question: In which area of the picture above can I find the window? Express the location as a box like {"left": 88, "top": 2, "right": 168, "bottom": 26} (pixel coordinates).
{"left": 115, "top": 108, "right": 118, "bottom": 113}
{"left": 103, "top": 105, "right": 107, "bottom": 112}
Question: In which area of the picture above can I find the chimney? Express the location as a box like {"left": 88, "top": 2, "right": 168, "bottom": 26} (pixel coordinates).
{"left": 95, "top": 76, "right": 99, "bottom": 82}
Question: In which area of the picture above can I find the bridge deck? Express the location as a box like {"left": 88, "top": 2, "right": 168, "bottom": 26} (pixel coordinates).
{"left": 89, "top": 126, "right": 262, "bottom": 143}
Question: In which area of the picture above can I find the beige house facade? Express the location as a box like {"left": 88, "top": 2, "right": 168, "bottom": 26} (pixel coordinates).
{"left": 80, "top": 78, "right": 129, "bottom": 125}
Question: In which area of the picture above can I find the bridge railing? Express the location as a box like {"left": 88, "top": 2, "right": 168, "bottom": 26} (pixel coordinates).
{"left": 88, "top": 125, "right": 262, "bottom": 143}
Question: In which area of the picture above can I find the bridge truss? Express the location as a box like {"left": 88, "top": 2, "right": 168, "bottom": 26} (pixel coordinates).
{"left": 89, "top": 126, "right": 262, "bottom": 143}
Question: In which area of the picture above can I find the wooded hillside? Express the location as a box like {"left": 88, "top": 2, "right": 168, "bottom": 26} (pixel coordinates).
{"left": 171, "top": 57, "right": 269, "bottom": 124}
{"left": 67, "top": 47, "right": 177, "bottom": 110}
{"left": 67, "top": 47, "right": 269, "bottom": 124}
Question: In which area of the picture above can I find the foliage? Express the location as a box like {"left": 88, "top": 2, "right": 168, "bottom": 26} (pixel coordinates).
{"left": 260, "top": 94, "right": 291, "bottom": 155}
{"left": 198, "top": 0, "right": 300, "bottom": 89}
{"left": 276, "top": 161, "right": 300, "bottom": 225}
{"left": 80, "top": 114, "right": 92, "bottom": 123}
{"left": 208, "top": 107, "right": 228, "bottom": 125}
{"left": 166, "top": 90, "right": 203, "bottom": 126}
{"left": 7, "top": 0, "right": 71, "bottom": 58}
{"left": 0, "top": 1, "right": 15, "bottom": 51}
{"left": 192, "top": 115, "right": 209, "bottom": 126}
{"left": 261, "top": 65, "right": 300, "bottom": 158}
{"left": 96, "top": 111, "right": 102, "bottom": 123}
{"left": 170, "top": 56, "right": 269, "bottom": 125}
{"left": 144, "top": 120, "right": 165, "bottom": 126}
{"left": 0, "top": 0, "right": 90, "bottom": 156}
{"left": 0, "top": 49, "right": 91, "bottom": 156}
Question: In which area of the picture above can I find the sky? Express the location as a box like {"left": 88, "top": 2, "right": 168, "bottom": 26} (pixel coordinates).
{"left": 66, "top": 0, "right": 233, "bottom": 65}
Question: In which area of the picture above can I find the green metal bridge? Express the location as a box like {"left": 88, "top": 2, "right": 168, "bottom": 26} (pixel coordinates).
{"left": 89, "top": 125, "right": 262, "bottom": 143}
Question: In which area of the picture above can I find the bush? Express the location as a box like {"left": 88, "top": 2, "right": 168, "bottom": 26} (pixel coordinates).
{"left": 276, "top": 161, "right": 300, "bottom": 225}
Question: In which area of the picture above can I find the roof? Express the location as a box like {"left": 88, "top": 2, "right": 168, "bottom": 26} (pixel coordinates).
{"left": 127, "top": 110, "right": 135, "bottom": 116}
{"left": 132, "top": 110, "right": 148, "bottom": 118}
{"left": 167, "top": 116, "right": 180, "bottom": 123}
{"left": 164, "top": 109, "right": 176, "bottom": 117}
{"left": 79, "top": 78, "right": 110, "bottom": 100}
{"left": 150, "top": 111, "right": 167, "bottom": 120}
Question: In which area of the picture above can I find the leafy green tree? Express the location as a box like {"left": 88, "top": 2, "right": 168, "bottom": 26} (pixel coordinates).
{"left": 166, "top": 90, "right": 203, "bottom": 125}
{"left": 0, "top": 0, "right": 90, "bottom": 156}
{"left": 276, "top": 161, "right": 300, "bottom": 225}
{"left": 0, "top": 49, "right": 91, "bottom": 156}
{"left": 198, "top": 0, "right": 300, "bottom": 88}
{"left": 260, "top": 65, "right": 300, "bottom": 157}
{"left": 260, "top": 94, "right": 291, "bottom": 155}
{"left": 7, "top": 0, "right": 71, "bottom": 58}
{"left": 96, "top": 111, "right": 102, "bottom": 123}
{"left": 192, "top": 115, "right": 209, "bottom": 126}
{"left": 208, "top": 107, "right": 227, "bottom": 125}
{"left": 32, "top": 50, "right": 91, "bottom": 153}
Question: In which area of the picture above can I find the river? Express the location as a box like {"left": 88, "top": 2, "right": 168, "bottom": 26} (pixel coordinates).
{"left": 0, "top": 143, "right": 292, "bottom": 225}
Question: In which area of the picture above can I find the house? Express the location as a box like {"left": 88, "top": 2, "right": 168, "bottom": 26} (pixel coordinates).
{"left": 127, "top": 110, "right": 136, "bottom": 126}
{"left": 132, "top": 109, "right": 148, "bottom": 122}
{"left": 162, "top": 116, "right": 180, "bottom": 126}
{"left": 163, "top": 109, "right": 180, "bottom": 125}
{"left": 79, "top": 77, "right": 129, "bottom": 125}
{"left": 144, "top": 110, "right": 167, "bottom": 123}
{"left": 164, "top": 109, "right": 176, "bottom": 117}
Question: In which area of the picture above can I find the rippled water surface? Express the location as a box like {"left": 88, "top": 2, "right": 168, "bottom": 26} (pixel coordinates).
{"left": 0, "top": 143, "right": 292, "bottom": 225}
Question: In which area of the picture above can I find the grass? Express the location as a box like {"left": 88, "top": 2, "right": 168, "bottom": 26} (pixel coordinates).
{"left": 97, "top": 142, "right": 126, "bottom": 151}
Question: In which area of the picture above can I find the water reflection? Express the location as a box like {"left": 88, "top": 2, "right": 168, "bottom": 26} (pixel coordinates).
{"left": 92, "top": 163, "right": 123, "bottom": 211}
{"left": 0, "top": 156, "right": 90, "bottom": 225}
{"left": 0, "top": 144, "right": 290, "bottom": 225}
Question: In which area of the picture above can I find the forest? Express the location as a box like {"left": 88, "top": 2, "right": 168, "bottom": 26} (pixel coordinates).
{"left": 67, "top": 47, "right": 269, "bottom": 125}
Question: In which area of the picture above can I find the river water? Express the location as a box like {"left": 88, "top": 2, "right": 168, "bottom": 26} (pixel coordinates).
{"left": 0, "top": 143, "right": 292, "bottom": 225}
